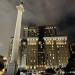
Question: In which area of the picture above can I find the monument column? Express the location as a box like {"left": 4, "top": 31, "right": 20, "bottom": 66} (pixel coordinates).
{"left": 11, "top": 3, "right": 24, "bottom": 63}
{"left": 6, "top": 2, "right": 24, "bottom": 75}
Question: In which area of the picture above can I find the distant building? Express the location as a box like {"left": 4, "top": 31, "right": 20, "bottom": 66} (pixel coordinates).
{"left": 21, "top": 25, "right": 70, "bottom": 70}
{"left": 44, "top": 36, "right": 69, "bottom": 68}
{"left": 8, "top": 25, "right": 70, "bottom": 71}
{"left": 44, "top": 25, "right": 57, "bottom": 36}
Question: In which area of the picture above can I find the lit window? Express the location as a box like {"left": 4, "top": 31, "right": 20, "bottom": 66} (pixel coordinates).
{"left": 30, "top": 66, "right": 32, "bottom": 69}
{"left": 50, "top": 60, "right": 51, "bottom": 62}
{"left": 49, "top": 41, "right": 50, "bottom": 43}
{"left": 54, "top": 27, "right": 56, "bottom": 28}
{"left": 52, "top": 45, "right": 53, "bottom": 47}
{"left": 40, "top": 45, "right": 43, "bottom": 48}
{"left": 22, "top": 42, "right": 26, "bottom": 45}
{"left": 67, "top": 60, "right": 68, "bottom": 63}
{"left": 65, "top": 42, "right": 66, "bottom": 44}
{"left": 50, "top": 54, "right": 51, "bottom": 56}
{"left": 62, "top": 45, "right": 63, "bottom": 47}
{"left": 24, "top": 27, "right": 28, "bottom": 30}
{"left": 57, "top": 45, "right": 59, "bottom": 48}
{"left": 10, "top": 54, "right": 11, "bottom": 57}
{"left": 37, "top": 65, "right": 38, "bottom": 67}
{"left": 39, "top": 41, "right": 41, "bottom": 44}
{"left": 59, "top": 60, "right": 60, "bottom": 62}
{"left": 50, "top": 63, "right": 52, "bottom": 65}
{"left": 31, "top": 60, "right": 32, "bottom": 62}
{"left": 59, "top": 63, "right": 61, "bottom": 65}
{"left": 53, "top": 57, "right": 54, "bottom": 59}
{"left": 34, "top": 60, "right": 35, "bottom": 62}
{"left": 24, "top": 54, "right": 26, "bottom": 57}
{"left": 44, "top": 62, "right": 45, "bottom": 64}
{"left": 40, "top": 65, "right": 41, "bottom": 67}
{"left": 34, "top": 66, "right": 36, "bottom": 69}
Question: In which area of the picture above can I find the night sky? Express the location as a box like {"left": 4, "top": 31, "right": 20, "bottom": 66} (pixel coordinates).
{"left": 0, "top": 0, "right": 75, "bottom": 56}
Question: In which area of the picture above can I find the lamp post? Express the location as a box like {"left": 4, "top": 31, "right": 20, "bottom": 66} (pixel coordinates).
{"left": 6, "top": 1, "right": 24, "bottom": 75}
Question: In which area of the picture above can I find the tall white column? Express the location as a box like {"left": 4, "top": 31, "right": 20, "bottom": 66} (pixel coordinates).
{"left": 6, "top": 3, "right": 24, "bottom": 75}
{"left": 11, "top": 4, "right": 24, "bottom": 63}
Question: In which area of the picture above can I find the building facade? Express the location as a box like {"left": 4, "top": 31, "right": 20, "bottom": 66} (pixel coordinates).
{"left": 8, "top": 25, "right": 70, "bottom": 71}
{"left": 20, "top": 25, "right": 70, "bottom": 70}
{"left": 44, "top": 36, "right": 69, "bottom": 68}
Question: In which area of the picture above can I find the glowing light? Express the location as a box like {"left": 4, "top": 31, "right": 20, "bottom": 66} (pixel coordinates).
{"left": 2, "top": 69, "right": 5, "bottom": 72}
{"left": 34, "top": 66, "right": 36, "bottom": 69}
{"left": 53, "top": 57, "right": 54, "bottom": 59}
{"left": 24, "top": 27, "right": 28, "bottom": 30}
{"left": 45, "top": 65, "right": 48, "bottom": 69}
{"left": 37, "top": 65, "right": 38, "bottom": 67}
{"left": 59, "top": 60, "right": 60, "bottom": 62}
{"left": 50, "top": 60, "right": 51, "bottom": 62}
{"left": 38, "top": 41, "right": 41, "bottom": 44}
{"left": 50, "top": 54, "right": 51, "bottom": 56}
{"left": 3, "top": 57, "right": 7, "bottom": 60}
{"left": 30, "top": 66, "right": 32, "bottom": 69}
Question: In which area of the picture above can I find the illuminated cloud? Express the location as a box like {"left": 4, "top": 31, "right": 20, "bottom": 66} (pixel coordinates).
{"left": 0, "top": 0, "right": 75, "bottom": 56}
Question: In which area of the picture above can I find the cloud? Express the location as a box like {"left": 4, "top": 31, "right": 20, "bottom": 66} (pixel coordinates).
{"left": 22, "top": 0, "right": 66, "bottom": 25}
{"left": 0, "top": 0, "right": 16, "bottom": 56}
{"left": 0, "top": 0, "right": 75, "bottom": 56}
{"left": 0, "top": 43, "right": 3, "bottom": 47}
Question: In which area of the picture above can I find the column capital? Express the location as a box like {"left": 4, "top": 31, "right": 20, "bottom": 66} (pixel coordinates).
{"left": 16, "top": 4, "right": 24, "bottom": 12}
